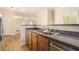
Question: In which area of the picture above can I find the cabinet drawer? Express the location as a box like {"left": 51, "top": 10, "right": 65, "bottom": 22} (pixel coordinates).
{"left": 38, "top": 41, "right": 49, "bottom": 51}
{"left": 38, "top": 35, "right": 49, "bottom": 45}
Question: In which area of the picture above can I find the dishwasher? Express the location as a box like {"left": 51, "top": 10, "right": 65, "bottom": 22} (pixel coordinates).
{"left": 50, "top": 40, "right": 76, "bottom": 51}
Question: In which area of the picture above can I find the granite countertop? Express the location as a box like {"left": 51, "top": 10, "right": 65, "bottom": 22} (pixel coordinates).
{"left": 31, "top": 30, "right": 79, "bottom": 48}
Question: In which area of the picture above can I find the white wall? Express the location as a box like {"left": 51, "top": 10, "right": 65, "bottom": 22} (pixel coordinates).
{"left": 48, "top": 9, "right": 54, "bottom": 25}
{"left": 54, "top": 8, "right": 64, "bottom": 24}
{"left": 54, "top": 7, "right": 79, "bottom": 24}
{"left": 36, "top": 8, "right": 55, "bottom": 25}
{"left": 2, "top": 10, "right": 16, "bottom": 35}
{"left": 36, "top": 9, "right": 48, "bottom": 25}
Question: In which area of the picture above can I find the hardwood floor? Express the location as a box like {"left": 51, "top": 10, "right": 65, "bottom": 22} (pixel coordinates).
{"left": 2, "top": 34, "right": 30, "bottom": 51}
{"left": 0, "top": 41, "right": 2, "bottom": 51}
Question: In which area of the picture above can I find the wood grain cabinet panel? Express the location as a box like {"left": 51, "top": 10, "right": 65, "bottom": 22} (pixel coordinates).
{"left": 32, "top": 41, "right": 38, "bottom": 51}
{"left": 32, "top": 33, "right": 38, "bottom": 43}
{"left": 38, "top": 35, "right": 49, "bottom": 51}
{"left": 32, "top": 32, "right": 38, "bottom": 51}
{"left": 38, "top": 41, "right": 49, "bottom": 51}
{"left": 28, "top": 32, "right": 32, "bottom": 50}
{"left": 27, "top": 32, "right": 50, "bottom": 51}
{"left": 38, "top": 35, "right": 49, "bottom": 45}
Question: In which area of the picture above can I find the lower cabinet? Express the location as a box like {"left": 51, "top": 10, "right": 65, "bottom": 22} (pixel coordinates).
{"left": 28, "top": 32, "right": 32, "bottom": 50}
{"left": 27, "top": 31, "right": 70, "bottom": 51}
{"left": 32, "top": 41, "right": 38, "bottom": 51}
{"left": 32, "top": 32, "right": 38, "bottom": 51}
{"left": 50, "top": 43, "right": 64, "bottom": 51}
{"left": 38, "top": 41, "right": 49, "bottom": 51}
{"left": 38, "top": 35, "right": 50, "bottom": 51}
{"left": 27, "top": 32, "right": 50, "bottom": 51}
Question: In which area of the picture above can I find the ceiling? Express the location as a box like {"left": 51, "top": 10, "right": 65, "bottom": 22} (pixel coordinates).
{"left": 2, "top": 7, "right": 78, "bottom": 14}
{"left": 0, "top": 7, "right": 78, "bottom": 17}
{"left": 0, "top": 7, "right": 46, "bottom": 14}
{"left": 0, "top": 7, "right": 50, "bottom": 17}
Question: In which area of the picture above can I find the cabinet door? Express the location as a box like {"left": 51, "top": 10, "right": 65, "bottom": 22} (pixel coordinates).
{"left": 50, "top": 43, "right": 64, "bottom": 51}
{"left": 38, "top": 41, "right": 49, "bottom": 51}
{"left": 28, "top": 32, "right": 32, "bottom": 49}
{"left": 38, "top": 35, "right": 49, "bottom": 45}
{"left": 32, "top": 33, "right": 38, "bottom": 51}
{"left": 32, "top": 41, "right": 37, "bottom": 51}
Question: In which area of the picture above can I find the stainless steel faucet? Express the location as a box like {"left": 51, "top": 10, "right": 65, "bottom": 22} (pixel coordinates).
{"left": 42, "top": 25, "right": 51, "bottom": 34}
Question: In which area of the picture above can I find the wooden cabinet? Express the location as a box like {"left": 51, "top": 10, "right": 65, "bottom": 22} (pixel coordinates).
{"left": 32, "top": 41, "right": 37, "bottom": 51}
{"left": 38, "top": 41, "right": 49, "bottom": 51}
{"left": 27, "top": 31, "right": 50, "bottom": 51}
{"left": 28, "top": 32, "right": 32, "bottom": 50}
{"left": 32, "top": 32, "right": 38, "bottom": 51}
{"left": 38, "top": 35, "right": 49, "bottom": 45}
{"left": 50, "top": 43, "right": 64, "bottom": 51}
{"left": 38, "top": 35, "right": 49, "bottom": 51}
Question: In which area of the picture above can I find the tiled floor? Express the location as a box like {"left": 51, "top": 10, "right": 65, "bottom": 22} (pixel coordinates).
{"left": 2, "top": 34, "right": 29, "bottom": 51}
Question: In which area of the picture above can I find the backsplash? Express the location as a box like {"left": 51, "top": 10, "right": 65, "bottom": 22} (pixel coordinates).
{"left": 35, "top": 25, "right": 79, "bottom": 37}
{"left": 48, "top": 25, "right": 79, "bottom": 37}
{"left": 26, "top": 25, "right": 79, "bottom": 37}
{"left": 49, "top": 26, "right": 79, "bottom": 32}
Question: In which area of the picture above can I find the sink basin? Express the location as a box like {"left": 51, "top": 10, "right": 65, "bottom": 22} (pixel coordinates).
{"left": 36, "top": 30, "right": 60, "bottom": 36}
{"left": 42, "top": 32, "right": 53, "bottom": 35}
{"left": 39, "top": 30, "right": 55, "bottom": 35}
